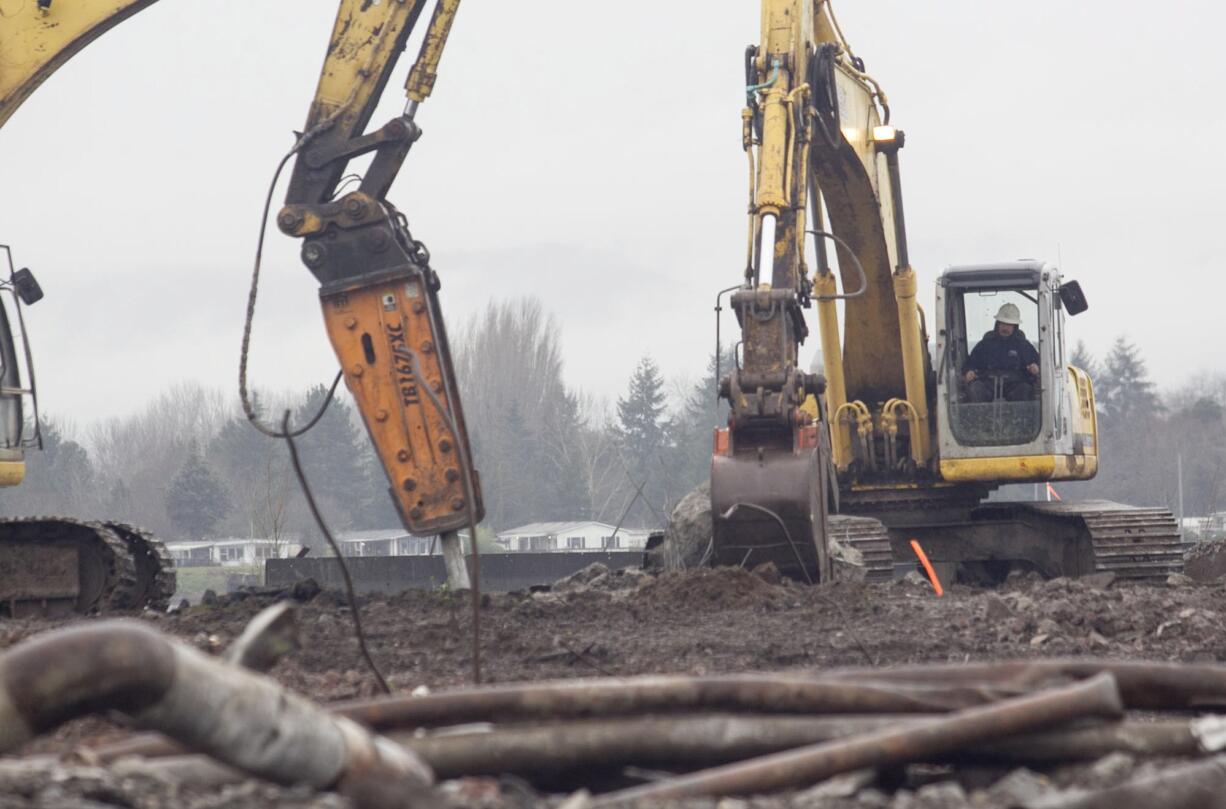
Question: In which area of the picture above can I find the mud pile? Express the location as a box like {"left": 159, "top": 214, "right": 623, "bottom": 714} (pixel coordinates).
{"left": 1185, "top": 538, "right": 1226, "bottom": 582}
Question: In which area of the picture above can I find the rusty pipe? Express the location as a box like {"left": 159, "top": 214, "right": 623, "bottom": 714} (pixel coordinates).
{"left": 334, "top": 674, "right": 1032, "bottom": 726}
{"left": 86, "top": 673, "right": 1038, "bottom": 764}
{"left": 85, "top": 714, "right": 1211, "bottom": 794}
{"left": 826, "top": 659, "right": 1226, "bottom": 711}
{"left": 591, "top": 673, "right": 1124, "bottom": 805}
{"left": 0, "top": 621, "right": 430, "bottom": 806}
{"left": 393, "top": 715, "right": 1206, "bottom": 779}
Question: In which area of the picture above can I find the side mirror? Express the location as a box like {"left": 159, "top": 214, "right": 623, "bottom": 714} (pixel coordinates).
{"left": 1058, "top": 280, "right": 1087, "bottom": 316}
{"left": 12, "top": 269, "right": 43, "bottom": 306}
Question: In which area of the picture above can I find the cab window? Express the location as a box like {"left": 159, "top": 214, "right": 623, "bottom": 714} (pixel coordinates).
{"left": 946, "top": 288, "right": 1042, "bottom": 447}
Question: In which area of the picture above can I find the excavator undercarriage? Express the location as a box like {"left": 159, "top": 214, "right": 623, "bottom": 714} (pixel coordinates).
{"left": 871, "top": 500, "right": 1184, "bottom": 584}
{"left": 0, "top": 518, "right": 174, "bottom": 617}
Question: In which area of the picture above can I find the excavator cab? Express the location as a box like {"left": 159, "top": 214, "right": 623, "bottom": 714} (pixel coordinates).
{"left": 0, "top": 249, "right": 42, "bottom": 484}
{"left": 934, "top": 260, "right": 1097, "bottom": 484}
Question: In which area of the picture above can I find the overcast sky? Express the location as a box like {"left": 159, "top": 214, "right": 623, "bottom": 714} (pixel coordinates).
{"left": 0, "top": 0, "right": 1220, "bottom": 426}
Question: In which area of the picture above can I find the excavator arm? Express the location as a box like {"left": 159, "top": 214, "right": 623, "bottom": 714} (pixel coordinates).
{"left": 275, "top": 0, "right": 482, "bottom": 535}
{"left": 0, "top": 0, "right": 480, "bottom": 617}
{"left": 731, "top": 0, "right": 932, "bottom": 473}
{"left": 709, "top": 0, "right": 931, "bottom": 581}
{"left": 0, "top": 0, "right": 160, "bottom": 128}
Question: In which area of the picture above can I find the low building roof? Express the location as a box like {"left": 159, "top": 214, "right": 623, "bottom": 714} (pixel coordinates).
{"left": 497, "top": 521, "right": 614, "bottom": 537}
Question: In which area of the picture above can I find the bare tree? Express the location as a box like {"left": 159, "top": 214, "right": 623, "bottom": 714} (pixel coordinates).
{"left": 85, "top": 383, "right": 230, "bottom": 536}
{"left": 452, "top": 298, "right": 585, "bottom": 529}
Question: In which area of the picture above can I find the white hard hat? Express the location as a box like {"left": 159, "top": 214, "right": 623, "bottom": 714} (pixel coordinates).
{"left": 995, "top": 303, "right": 1021, "bottom": 325}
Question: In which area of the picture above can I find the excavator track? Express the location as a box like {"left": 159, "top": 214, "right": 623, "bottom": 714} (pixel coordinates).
{"left": 0, "top": 517, "right": 172, "bottom": 616}
{"left": 828, "top": 515, "right": 894, "bottom": 583}
{"left": 857, "top": 498, "right": 1184, "bottom": 584}
{"left": 105, "top": 522, "right": 176, "bottom": 611}
{"left": 1015, "top": 501, "right": 1184, "bottom": 581}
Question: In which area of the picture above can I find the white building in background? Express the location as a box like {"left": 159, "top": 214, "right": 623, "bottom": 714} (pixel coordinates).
{"left": 334, "top": 529, "right": 468, "bottom": 557}
{"left": 167, "top": 522, "right": 650, "bottom": 566}
{"left": 165, "top": 537, "right": 303, "bottom": 567}
{"left": 164, "top": 530, "right": 469, "bottom": 566}
{"left": 495, "top": 521, "right": 655, "bottom": 552}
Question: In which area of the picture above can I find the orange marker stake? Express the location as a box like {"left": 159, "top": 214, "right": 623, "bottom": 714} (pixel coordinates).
{"left": 909, "top": 539, "right": 944, "bottom": 597}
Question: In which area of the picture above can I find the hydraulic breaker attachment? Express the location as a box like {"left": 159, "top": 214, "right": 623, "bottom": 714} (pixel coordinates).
{"left": 276, "top": 0, "right": 481, "bottom": 537}
{"left": 282, "top": 192, "right": 483, "bottom": 535}
{"left": 320, "top": 259, "right": 482, "bottom": 535}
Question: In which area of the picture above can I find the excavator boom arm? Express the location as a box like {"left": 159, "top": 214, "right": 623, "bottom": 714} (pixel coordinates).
{"left": 0, "top": 0, "right": 482, "bottom": 538}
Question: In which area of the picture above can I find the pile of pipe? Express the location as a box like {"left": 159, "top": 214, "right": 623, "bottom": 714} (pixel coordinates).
{"left": 5, "top": 607, "right": 1226, "bottom": 808}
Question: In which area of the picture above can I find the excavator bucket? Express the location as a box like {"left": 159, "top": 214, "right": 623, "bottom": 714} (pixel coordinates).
{"left": 710, "top": 428, "right": 832, "bottom": 584}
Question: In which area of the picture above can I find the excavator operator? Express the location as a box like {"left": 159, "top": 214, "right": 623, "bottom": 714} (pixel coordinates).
{"left": 962, "top": 303, "right": 1040, "bottom": 403}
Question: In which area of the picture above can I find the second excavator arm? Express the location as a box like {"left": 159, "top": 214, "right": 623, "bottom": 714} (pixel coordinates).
{"left": 274, "top": 0, "right": 482, "bottom": 537}
{"left": 710, "top": 0, "right": 931, "bottom": 580}
{"left": 0, "top": 0, "right": 482, "bottom": 539}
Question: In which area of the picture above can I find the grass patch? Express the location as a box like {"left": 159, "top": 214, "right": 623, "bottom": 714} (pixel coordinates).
{"left": 172, "top": 565, "right": 261, "bottom": 603}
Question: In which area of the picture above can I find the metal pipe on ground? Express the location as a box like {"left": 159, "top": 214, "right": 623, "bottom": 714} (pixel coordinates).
{"left": 589, "top": 673, "right": 1124, "bottom": 805}
{"left": 90, "top": 714, "right": 1211, "bottom": 789}
{"left": 86, "top": 674, "right": 1035, "bottom": 764}
{"left": 334, "top": 673, "right": 1031, "bottom": 726}
{"left": 77, "top": 715, "right": 1214, "bottom": 799}
{"left": 0, "top": 621, "right": 431, "bottom": 809}
{"left": 391, "top": 716, "right": 1205, "bottom": 779}
{"left": 826, "top": 659, "right": 1226, "bottom": 711}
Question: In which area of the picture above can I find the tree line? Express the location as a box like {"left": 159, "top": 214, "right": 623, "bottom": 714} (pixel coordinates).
{"left": 0, "top": 300, "right": 1217, "bottom": 545}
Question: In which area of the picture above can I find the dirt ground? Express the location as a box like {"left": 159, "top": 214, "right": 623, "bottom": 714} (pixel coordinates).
{"left": 1, "top": 564, "right": 1223, "bottom": 807}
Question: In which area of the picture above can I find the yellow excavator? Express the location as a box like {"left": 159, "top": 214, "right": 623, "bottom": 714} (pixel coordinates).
{"left": 708, "top": 0, "right": 1182, "bottom": 583}
{"left": 0, "top": 0, "right": 479, "bottom": 614}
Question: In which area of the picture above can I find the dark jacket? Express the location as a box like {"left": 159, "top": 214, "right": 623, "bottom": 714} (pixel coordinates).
{"left": 964, "top": 329, "right": 1039, "bottom": 375}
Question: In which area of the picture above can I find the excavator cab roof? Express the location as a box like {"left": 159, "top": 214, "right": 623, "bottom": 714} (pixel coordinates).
{"left": 939, "top": 261, "right": 1047, "bottom": 291}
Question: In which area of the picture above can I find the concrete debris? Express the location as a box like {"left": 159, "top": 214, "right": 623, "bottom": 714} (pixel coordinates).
{"left": 553, "top": 562, "right": 611, "bottom": 591}
{"left": 650, "top": 481, "right": 714, "bottom": 571}
{"left": 1086, "top": 751, "right": 1135, "bottom": 781}
{"left": 914, "top": 781, "right": 968, "bottom": 806}
{"left": 988, "top": 768, "right": 1054, "bottom": 806}
{"left": 1185, "top": 539, "right": 1226, "bottom": 582}
{"left": 795, "top": 768, "right": 877, "bottom": 801}
{"left": 829, "top": 533, "right": 868, "bottom": 582}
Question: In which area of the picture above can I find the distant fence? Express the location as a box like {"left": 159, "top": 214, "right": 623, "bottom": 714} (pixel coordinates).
{"left": 265, "top": 551, "right": 644, "bottom": 594}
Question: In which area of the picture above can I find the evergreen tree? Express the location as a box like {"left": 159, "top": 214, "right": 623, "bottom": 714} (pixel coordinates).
{"left": 672, "top": 350, "right": 733, "bottom": 493}
{"left": 292, "top": 386, "right": 369, "bottom": 528}
{"left": 616, "top": 356, "right": 670, "bottom": 468}
{"left": 1096, "top": 336, "right": 1161, "bottom": 425}
{"left": 165, "top": 442, "right": 231, "bottom": 539}
{"left": 1069, "top": 340, "right": 1100, "bottom": 381}
{"left": 614, "top": 356, "right": 672, "bottom": 525}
